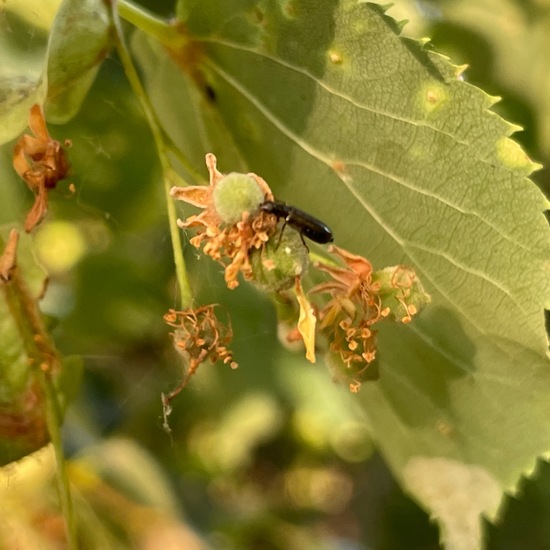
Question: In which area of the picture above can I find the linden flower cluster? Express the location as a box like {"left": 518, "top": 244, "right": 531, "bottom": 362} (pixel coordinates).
{"left": 313, "top": 247, "right": 429, "bottom": 392}
{"left": 170, "top": 154, "right": 278, "bottom": 289}
{"left": 168, "top": 154, "right": 430, "bottom": 396}
{"left": 13, "top": 104, "right": 71, "bottom": 232}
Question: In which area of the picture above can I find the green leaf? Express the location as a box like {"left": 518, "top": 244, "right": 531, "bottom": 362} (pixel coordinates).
{"left": 0, "top": 73, "right": 47, "bottom": 146}
{"left": 0, "top": 0, "right": 112, "bottom": 143}
{"left": 431, "top": 0, "right": 550, "bottom": 163}
{"left": 0, "top": 227, "right": 82, "bottom": 466}
{"left": 45, "top": 0, "right": 113, "bottom": 123}
{"left": 136, "top": 1, "right": 550, "bottom": 548}
{"left": 0, "top": 3, "right": 51, "bottom": 145}
{"left": 0, "top": 227, "right": 49, "bottom": 463}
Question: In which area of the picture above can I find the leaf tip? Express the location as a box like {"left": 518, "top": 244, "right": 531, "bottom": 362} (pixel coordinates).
{"left": 506, "top": 121, "right": 524, "bottom": 135}
{"left": 455, "top": 64, "right": 469, "bottom": 79}
{"left": 396, "top": 19, "right": 409, "bottom": 32}
{"left": 378, "top": 3, "right": 395, "bottom": 15}
{"left": 495, "top": 136, "right": 540, "bottom": 173}
{"left": 486, "top": 94, "right": 502, "bottom": 108}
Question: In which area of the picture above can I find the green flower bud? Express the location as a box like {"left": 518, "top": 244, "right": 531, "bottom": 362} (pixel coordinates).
{"left": 250, "top": 224, "right": 309, "bottom": 292}
{"left": 372, "top": 265, "right": 431, "bottom": 323}
{"left": 213, "top": 172, "right": 264, "bottom": 225}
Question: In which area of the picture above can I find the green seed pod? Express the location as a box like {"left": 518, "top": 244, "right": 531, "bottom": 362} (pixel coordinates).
{"left": 213, "top": 172, "right": 264, "bottom": 225}
{"left": 250, "top": 224, "right": 309, "bottom": 292}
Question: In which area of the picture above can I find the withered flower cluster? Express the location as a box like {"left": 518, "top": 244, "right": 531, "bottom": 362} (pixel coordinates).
{"left": 163, "top": 306, "right": 237, "bottom": 406}
{"left": 13, "top": 104, "right": 71, "bottom": 232}
{"left": 313, "top": 247, "right": 383, "bottom": 391}
{"left": 313, "top": 248, "right": 426, "bottom": 391}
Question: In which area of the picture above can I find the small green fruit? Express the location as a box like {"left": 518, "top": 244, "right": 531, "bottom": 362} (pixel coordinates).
{"left": 250, "top": 224, "right": 309, "bottom": 292}
{"left": 213, "top": 172, "right": 264, "bottom": 225}
{"left": 372, "top": 265, "right": 431, "bottom": 322}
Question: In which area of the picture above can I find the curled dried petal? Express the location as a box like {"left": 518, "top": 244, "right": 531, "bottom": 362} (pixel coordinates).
{"left": 0, "top": 229, "right": 19, "bottom": 282}
{"left": 12, "top": 104, "right": 71, "bottom": 232}
{"left": 170, "top": 185, "right": 213, "bottom": 209}
{"left": 295, "top": 277, "right": 316, "bottom": 363}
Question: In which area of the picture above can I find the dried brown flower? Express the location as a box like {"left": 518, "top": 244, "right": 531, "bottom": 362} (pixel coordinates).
{"left": 312, "top": 246, "right": 387, "bottom": 390}
{"left": 13, "top": 104, "right": 71, "bottom": 232}
{"left": 162, "top": 305, "right": 237, "bottom": 425}
{"left": 312, "top": 247, "right": 429, "bottom": 391}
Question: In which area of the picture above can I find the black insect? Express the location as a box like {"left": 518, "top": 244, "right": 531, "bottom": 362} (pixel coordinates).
{"left": 260, "top": 200, "right": 334, "bottom": 245}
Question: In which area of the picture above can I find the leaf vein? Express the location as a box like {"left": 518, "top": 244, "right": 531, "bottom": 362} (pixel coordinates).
{"left": 202, "top": 38, "right": 499, "bottom": 158}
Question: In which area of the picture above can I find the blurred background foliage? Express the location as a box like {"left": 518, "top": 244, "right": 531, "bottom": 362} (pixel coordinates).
{"left": 1, "top": 0, "right": 550, "bottom": 548}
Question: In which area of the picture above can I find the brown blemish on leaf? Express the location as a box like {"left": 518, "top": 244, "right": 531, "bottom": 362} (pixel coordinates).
{"left": 328, "top": 50, "right": 343, "bottom": 64}
{"left": 163, "top": 24, "right": 217, "bottom": 104}
{"left": 0, "top": 380, "right": 48, "bottom": 446}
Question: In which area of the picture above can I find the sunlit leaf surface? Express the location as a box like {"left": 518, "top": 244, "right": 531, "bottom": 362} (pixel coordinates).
{"left": 133, "top": 2, "right": 550, "bottom": 548}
